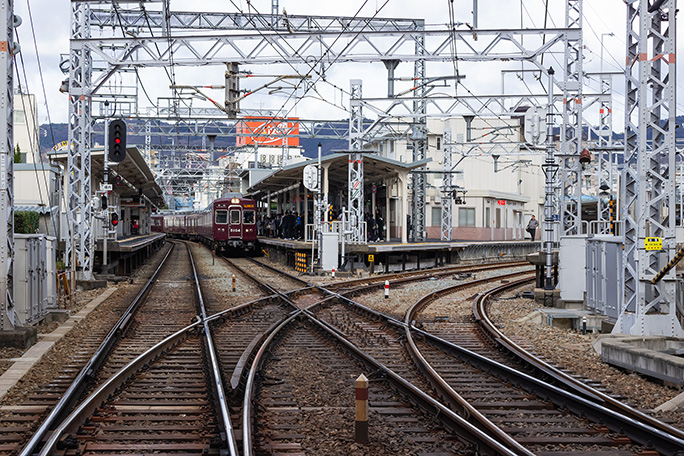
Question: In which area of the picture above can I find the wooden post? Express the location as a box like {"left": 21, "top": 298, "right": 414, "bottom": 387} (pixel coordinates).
{"left": 355, "top": 374, "right": 369, "bottom": 444}
{"left": 232, "top": 274, "right": 236, "bottom": 292}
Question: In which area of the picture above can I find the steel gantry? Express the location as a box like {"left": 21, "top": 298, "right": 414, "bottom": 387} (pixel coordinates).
{"left": 67, "top": 1, "right": 95, "bottom": 278}
{"left": 441, "top": 127, "right": 453, "bottom": 241}
{"left": 0, "top": 0, "right": 15, "bottom": 329}
{"left": 410, "top": 36, "right": 427, "bottom": 242}
{"left": 68, "top": 0, "right": 583, "bottom": 277}
{"left": 616, "top": 0, "right": 682, "bottom": 337}
{"left": 348, "top": 80, "right": 365, "bottom": 243}
{"left": 559, "top": 0, "right": 584, "bottom": 236}
{"left": 592, "top": 69, "right": 618, "bottom": 234}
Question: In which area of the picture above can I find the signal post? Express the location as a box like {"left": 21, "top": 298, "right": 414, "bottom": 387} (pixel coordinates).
{"left": 102, "top": 113, "right": 127, "bottom": 267}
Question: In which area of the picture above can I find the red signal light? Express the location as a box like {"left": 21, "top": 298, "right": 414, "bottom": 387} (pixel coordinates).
{"left": 114, "top": 138, "right": 120, "bottom": 144}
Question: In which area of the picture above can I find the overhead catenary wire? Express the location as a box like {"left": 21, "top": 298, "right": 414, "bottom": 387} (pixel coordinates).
{"left": 209, "top": 0, "right": 398, "bottom": 153}
{"left": 13, "top": 26, "right": 60, "bottom": 239}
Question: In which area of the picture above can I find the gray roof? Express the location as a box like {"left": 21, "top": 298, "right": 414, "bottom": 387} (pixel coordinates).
{"left": 246, "top": 153, "right": 430, "bottom": 196}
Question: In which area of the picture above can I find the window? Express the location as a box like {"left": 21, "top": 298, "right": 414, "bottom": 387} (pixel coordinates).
{"left": 431, "top": 207, "right": 441, "bottom": 226}
{"left": 458, "top": 207, "right": 475, "bottom": 227}
{"left": 215, "top": 210, "right": 228, "bottom": 224}
{"left": 243, "top": 210, "right": 255, "bottom": 224}
{"left": 495, "top": 208, "right": 501, "bottom": 228}
{"left": 14, "top": 110, "right": 25, "bottom": 124}
{"left": 485, "top": 207, "right": 491, "bottom": 228}
{"left": 436, "top": 136, "right": 441, "bottom": 150}
{"left": 230, "top": 209, "right": 241, "bottom": 224}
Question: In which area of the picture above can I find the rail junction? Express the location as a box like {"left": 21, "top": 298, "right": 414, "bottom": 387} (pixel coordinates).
{"left": 0, "top": 0, "right": 684, "bottom": 455}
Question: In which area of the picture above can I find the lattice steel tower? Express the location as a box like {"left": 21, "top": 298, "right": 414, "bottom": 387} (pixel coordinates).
{"left": 616, "top": 0, "right": 682, "bottom": 336}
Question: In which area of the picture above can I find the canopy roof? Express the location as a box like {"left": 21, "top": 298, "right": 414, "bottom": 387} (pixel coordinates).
{"left": 246, "top": 153, "right": 430, "bottom": 197}
{"left": 49, "top": 146, "right": 165, "bottom": 208}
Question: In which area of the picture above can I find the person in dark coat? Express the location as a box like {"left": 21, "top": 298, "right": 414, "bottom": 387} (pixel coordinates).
{"left": 375, "top": 208, "right": 384, "bottom": 241}
{"left": 526, "top": 215, "right": 539, "bottom": 240}
{"left": 284, "top": 211, "right": 295, "bottom": 239}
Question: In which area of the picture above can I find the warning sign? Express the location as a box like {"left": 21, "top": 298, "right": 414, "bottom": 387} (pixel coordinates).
{"left": 368, "top": 254, "right": 375, "bottom": 262}
{"left": 645, "top": 237, "right": 663, "bottom": 251}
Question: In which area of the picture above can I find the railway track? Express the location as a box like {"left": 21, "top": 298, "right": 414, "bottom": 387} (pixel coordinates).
{"left": 20, "top": 242, "right": 238, "bottom": 455}
{"left": 7, "top": 241, "right": 683, "bottom": 455}
{"left": 403, "top": 277, "right": 684, "bottom": 455}
{"left": 0, "top": 243, "right": 174, "bottom": 455}
{"left": 229, "top": 252, "right": 684, "bottom": 455}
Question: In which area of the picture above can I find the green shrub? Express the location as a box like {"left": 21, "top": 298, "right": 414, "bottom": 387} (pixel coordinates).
{"left": 14, "top": 211, "right": 40, "bottom": 234}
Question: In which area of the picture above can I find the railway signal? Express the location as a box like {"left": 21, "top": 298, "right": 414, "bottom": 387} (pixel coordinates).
{"left": 108, "top": 119, "right": 127, "bottom": 163}
{"left": 111, "top": 212, "right": 119, "bottom": 227}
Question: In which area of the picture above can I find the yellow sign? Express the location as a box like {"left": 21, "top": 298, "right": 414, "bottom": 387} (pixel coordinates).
{"left": 368, "top": 254, "right": 375, "bottom": 262}
{"left": 645, "top": 237, "right": 663, "bottom": 251}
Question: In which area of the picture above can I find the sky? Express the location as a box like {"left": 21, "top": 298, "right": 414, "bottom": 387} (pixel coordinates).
{"left": 12, "top": 0, "right": 684, "bottom": 147}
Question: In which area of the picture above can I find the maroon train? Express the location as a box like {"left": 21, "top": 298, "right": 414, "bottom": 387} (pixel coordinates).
{"left": 152, "top": 197, "right": 258, "bottom": 252}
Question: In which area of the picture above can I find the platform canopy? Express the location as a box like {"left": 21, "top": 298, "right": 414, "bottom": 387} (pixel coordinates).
{"left": 245, "top": 153, "right": 430, "bottom": 197}
{"left": 50, "top": 146, "right": 165, "bottom": 208}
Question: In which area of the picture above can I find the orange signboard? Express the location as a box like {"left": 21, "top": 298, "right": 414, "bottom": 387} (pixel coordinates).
{"left": 235, "top": 117, "right": 300, "bottom": 147}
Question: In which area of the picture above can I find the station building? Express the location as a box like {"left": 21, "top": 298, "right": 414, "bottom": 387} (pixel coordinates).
{"left": 244, "top": 115, "right": 545, "bottom": 243}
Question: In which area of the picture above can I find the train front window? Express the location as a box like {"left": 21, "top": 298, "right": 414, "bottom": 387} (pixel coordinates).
{"left": 230, "top": 209, "right": 241, "bottom": 224}
{"left": 215, "top": 210, "right": 228, "bottom": 224}
{"left": 243, "top": 210, "right": 255, "bottom": 224}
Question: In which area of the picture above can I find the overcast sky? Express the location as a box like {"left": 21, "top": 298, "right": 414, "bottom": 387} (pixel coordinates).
{"left": 12, "top": 0, "right": 683, "bottom": 145}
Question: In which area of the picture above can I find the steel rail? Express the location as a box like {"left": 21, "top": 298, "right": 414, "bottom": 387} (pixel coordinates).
{"left": 312, "top": 269, "right": 684, "bottom": 454}
{"left": 241, "top": 309, "right": 520, "bottom": 456}
{"left": 224, "top": 254, "right": 538, "bottom": 454}
{"left": 242, "top": 312, "right": 301, "bottom": 456}
{"left": 33, "top": 271, "right": 288, "bottom": 454}
{"left": 224, "top": 252, "right": 684, "bottom": 454}
{"left": 36, "top": 323, "right": 203, "bottom": 455}
{"left": 186, "top": 243, "right": 239, "bottom": 456}
{"left": 320, "top": 260, "right": 529, "bottom": 290}
{"left": 400, "top": 278, "right": 535, "bottom": 456}
{"left": 408, "top": 321, "right": 684, "bottom": 455}
{"left": 19, "top": 243, "right": 176, "bottom": 456}
{"left": 219, "top": 256, "right": 310, "bottom": 298}
{"left": 473, "top": 278, "right": 684, "bottom": 456}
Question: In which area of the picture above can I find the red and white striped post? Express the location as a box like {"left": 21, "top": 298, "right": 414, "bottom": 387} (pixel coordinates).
{"left": 355, "top": 373, "right": 369, "bottom": 444}
{"left": 232, "top": 274, "right": 236, "bottom": 292}
{"left": 384, "top": 280, "right": 389, "bottom": 299}
{"left": 332, "top": 268, "right": 336, "bottom": 279}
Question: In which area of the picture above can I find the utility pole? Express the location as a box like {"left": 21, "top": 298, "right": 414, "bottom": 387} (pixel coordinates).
{"left": 0, "top": 0, "right": 15, "bottom": 329}
{"left": 543, "top": 68, "right": 558, "bottom": 291}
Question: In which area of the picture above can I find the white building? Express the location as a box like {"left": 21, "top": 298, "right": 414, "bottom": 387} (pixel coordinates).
{"left": 220, "top": 144, "right": 307, "bottom": 170}
{"left": 371, "top": 116, "right": 545, "bottom": 241}
{"left": 13, "top": 92, "right": 39, "bottom": 163}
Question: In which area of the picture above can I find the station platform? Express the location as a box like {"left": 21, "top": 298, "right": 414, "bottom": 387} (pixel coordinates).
{"left": 258, "top": 236, "right": 539, "bottom": 273}
{"left": 94, "top": 233, "right": 166, "bottom": 276}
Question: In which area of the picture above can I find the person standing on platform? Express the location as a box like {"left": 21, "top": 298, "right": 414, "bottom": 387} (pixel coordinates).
{"left": 526, "top": 215, "right": 538, "bottom": 240}
{"left": 375, "top": 208, "right": 384, "bottom": 242}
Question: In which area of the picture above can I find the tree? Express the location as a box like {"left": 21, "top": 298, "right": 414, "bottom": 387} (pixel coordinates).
{"left": 13, "top": 145, "right": 21, "bottom": 163}
{"left": 14, "top": 211, "right": 40, "bottom": 234}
